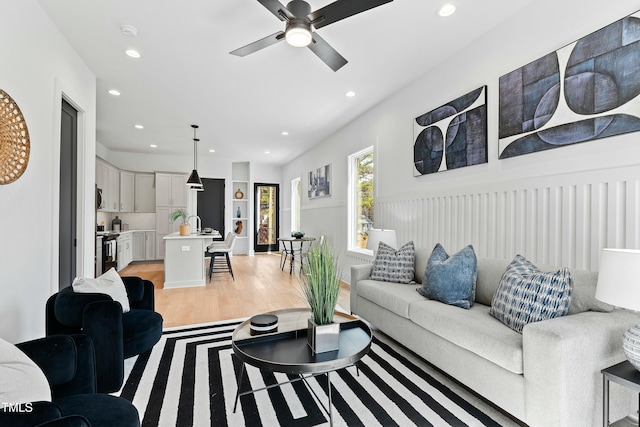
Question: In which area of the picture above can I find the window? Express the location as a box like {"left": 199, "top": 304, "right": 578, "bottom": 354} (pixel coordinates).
{"left": 291, "top": 177, "right": 301, "bottom": 232}
{"left": 348, "top": 147, "right": 374, "bottom": 251}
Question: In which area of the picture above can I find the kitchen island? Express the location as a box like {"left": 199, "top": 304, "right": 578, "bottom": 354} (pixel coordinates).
{"left": 163, "top": 231, "right": 221, "bottom": 288}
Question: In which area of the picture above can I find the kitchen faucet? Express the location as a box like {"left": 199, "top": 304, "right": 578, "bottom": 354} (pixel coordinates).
{"left": 187, "top": 215, "right": 201, "bottom": 234}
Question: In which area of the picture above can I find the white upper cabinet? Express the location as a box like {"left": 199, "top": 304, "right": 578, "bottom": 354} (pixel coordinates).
{"left": 156, "top": 173, "right": 187, "bottom": 207}
{"left": 97, "top": 158, "right": 120, "bottom": 212}
{"left": 134, "top": 173, "right": 155, "bottom": 212}
{"left": 119, "top": 171, "right": 135, "bottom": 212}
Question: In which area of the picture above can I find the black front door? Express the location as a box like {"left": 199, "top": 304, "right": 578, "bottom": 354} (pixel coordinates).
{"left": 254, "top": 183, "right": 279, "bottom": 252}
{"left": 59, "top": 99, "right": 77, "bottom": 289}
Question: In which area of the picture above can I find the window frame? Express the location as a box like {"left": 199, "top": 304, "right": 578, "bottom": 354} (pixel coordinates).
{"left": 347, "top": 146, "right": 374, "bottom": 255}
{"left": 291, "top": 177, "right": 301, "bottom": 233}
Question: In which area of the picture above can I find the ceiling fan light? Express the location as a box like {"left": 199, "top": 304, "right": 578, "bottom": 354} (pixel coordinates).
{"left": 285, "top": 24, "right": 312, "bottom": 47}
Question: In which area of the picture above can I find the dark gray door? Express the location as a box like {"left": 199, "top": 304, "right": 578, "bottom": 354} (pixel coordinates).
{"left": 59, "top": 99, "right": 77, "bottom": 290}
{"left": 197, "top": 178, "right": 225, "bottom": 237}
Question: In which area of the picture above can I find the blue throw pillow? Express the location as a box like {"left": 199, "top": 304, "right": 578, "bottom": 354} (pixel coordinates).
{"left": 489, "top": 255, "right": 573, "bottom": 333}
{"left": 417, "top": 243, "right": 477, "bottom": 309}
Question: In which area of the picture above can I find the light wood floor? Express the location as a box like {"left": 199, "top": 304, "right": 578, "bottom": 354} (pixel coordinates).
{"left": 120, "top": 253, "right": 351, "bottom": 328}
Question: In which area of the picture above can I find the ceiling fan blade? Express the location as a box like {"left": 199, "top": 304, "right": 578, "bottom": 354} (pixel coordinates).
{"left": 307, "top": 33, "right": 348, "bottom": 72}
{"left": 308, "top": 0, "right": 393, "bottom": 29}
{"left": 257, "top": 0, "right": 294, "bottom": 21}
{"left": 230, "top": 31, "right": 285, "bottom": 57}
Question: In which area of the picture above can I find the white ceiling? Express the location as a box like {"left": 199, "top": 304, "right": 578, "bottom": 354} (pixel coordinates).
{"left": 37, "top": 0, "right": 532, "bottom": 166}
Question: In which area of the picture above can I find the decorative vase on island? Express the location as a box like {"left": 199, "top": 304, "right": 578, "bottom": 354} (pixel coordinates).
{"left": 179, "top": 225, "right": 190, "bottom": 236}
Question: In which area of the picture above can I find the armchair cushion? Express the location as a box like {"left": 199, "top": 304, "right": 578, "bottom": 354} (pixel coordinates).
{"left": 53, "top": 288, "right": 112, "bottom": 328}
{"left": 0, "top": 336, "right": 51, "bottom": 404}
{"left": 72, "top": 268, "right": 130, "bottom": 313}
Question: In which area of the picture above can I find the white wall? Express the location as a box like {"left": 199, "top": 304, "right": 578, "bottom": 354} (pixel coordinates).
{"left": 0, "top": 1, "right": 96, "bottom": 342}
{"left": 282, "top": 0, "right": 640, "bottom": 281}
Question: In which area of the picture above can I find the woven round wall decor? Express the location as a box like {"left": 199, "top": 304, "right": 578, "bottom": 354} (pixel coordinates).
{"left": 0, "top": 89, "right": 30, "bottom": 185}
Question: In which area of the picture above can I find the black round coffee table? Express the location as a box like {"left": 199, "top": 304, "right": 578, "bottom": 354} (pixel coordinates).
{"left": 231, "top": 308, "right": 372, "bottom": 426}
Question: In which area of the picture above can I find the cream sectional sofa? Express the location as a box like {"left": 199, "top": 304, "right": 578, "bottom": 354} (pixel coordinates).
{"left": 350, "top": 248, "right": 637, "bottom": 426}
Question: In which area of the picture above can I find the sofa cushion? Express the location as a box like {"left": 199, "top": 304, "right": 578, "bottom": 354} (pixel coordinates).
{"left": 414, "top": 248, "right": 431, "bottom": 284}
{"left": 370, "top": 241, "right": 415, "bottom": 284}
{"left": 475, "top": 258, "right": 512, "bottom": 306}
{"left": 489, "top": 255, "right": 573, "bottom": 333}
{"left": 356, "top": 279, "right": 424, "bottom": 319}
{"left": 418, "top": 243, "right": 477, "bottom": 309}
{"left": 409, "top": 301, "right": 524, "bottom": 374}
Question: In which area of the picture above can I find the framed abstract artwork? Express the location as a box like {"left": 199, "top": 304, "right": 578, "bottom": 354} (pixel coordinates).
{"left": 499, "top": 10, "right": 640, "bottom": 159}
{"left": 413, "top": 86, "right": 487, "bottom": 176}
{"left": 308, "top": 164, "right": 331, "bottom": 199}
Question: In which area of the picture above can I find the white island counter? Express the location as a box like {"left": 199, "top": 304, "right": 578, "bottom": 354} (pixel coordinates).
{"left": 163, "top": 232, "right": 220, "bottom": 288}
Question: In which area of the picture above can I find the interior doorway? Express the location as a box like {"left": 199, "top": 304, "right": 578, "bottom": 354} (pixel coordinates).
{"left": 59, "top": 99, "right": 77, "bottom": 290}
{"left": 197, "top": 178, "right": 225, "bottom": 237}
{"left": 254, "top": 183, "right": 279, "bottom": 252}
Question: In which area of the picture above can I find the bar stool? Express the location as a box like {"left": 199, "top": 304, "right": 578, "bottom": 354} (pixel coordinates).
{"left": 207, "top": 233, "right": 237, "bottom": 280}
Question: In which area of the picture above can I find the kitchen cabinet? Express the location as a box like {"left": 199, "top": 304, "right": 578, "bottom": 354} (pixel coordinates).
{"left": 156, "top": 206, "right": 181, "bottom": 260}
{"left": 133, "top": 230, "right": 156, "bottom": 261}
{"left": 134, "top": 173, "right": 155, "bottom": 212}
{"left": 120, "top": 171, "right": 135, "bottom": 212}
{"left": 145, "top": 231, "right": 156, "bottom": 260}
{"left": 117, "top": 232, "right": 133, "bottom": 271}
{"left": 96, "top": 158, "right": 120, "bottom": 212}
{"left": 107, "top": 165, "right": 120, "bottom": 212}
{"left": 155, "top": 173, "right": 187, "bottom": 207}
{"left": 132, "top": 232, "right": 145, "bottom": 260}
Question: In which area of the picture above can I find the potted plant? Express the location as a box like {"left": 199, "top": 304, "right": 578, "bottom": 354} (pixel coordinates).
{"left": 300, "top": 236, "right": 342, "bottom": 353}
{"left": 171, "top": 208, "right": 190, "bottom": 236}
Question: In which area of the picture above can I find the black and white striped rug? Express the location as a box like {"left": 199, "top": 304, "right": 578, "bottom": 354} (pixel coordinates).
{"left": 118, "top": 319, "right": 512, "bottom": 426}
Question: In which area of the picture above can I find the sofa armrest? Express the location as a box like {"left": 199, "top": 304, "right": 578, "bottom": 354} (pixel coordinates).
{"left": 523, "top": 309, "right": 638, "bottom": 426}
{"left": 350, "top": 264, "right": 374, "bottom": 315}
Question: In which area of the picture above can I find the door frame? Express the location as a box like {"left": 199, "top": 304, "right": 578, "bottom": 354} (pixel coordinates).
{"left": 59, "top": 99, "right": 78, "bottom": 290}
{"left": 254, "top": 183, "right": 280, "bottom": 252}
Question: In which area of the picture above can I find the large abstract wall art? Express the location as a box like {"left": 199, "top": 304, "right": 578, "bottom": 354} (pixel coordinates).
{"left": 499, "top": 11, "right": 640, "bottom": 159}
{"left": 308, "top": 163, "right": 331, "bottom": 199}
{"left": 413, "top": 86, "right": 487, "bottom": 176}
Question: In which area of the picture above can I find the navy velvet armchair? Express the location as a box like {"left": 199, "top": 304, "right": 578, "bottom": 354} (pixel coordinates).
{"left": 0, "top": 334, "right": 139, "bottom": 427}
{"left": 45, "top": 276, "right": 163, "bottom": 393}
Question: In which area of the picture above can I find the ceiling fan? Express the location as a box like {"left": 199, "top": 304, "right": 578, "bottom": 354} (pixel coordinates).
{"left": 230, "top": 0, "right": 393, "bottom": 71}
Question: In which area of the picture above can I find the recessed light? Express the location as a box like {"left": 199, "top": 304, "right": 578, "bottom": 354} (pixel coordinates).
{"left": 149, "top": 144, "right": 157, "bottom": 148}
{"left": 438, "top": 3, "right": 456, "bottom": 17}
{"left": 265, "top": 151, "right": 270, "bottom": 154}
{"left": 134, "top": 124, "right": 144, "bottom": 129}
{"left": 125, "top": 49, "right": 141, "bottom": 59}
{"left": 345, "top": 91, "right": 356, "bottom": 97}
{"left": 107, "top": 89, "right": 121, "bottom": 96}
{"left": 209, "top": 149, "right": 216, "bottom": 153}
{"left": 281, "top": 131, "right": 289, "bottom": 136}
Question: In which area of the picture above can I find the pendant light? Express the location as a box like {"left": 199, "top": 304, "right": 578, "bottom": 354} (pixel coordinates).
{"left": 187, "top": 124, "right": 203, "bottom": 188}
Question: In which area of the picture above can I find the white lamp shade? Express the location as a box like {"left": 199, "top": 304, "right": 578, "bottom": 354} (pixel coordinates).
{"left": 366, "top": 229, "right": 397, "bottom": 251}
{"left": 596, "top": 248, "right": 640, "bottom": 311}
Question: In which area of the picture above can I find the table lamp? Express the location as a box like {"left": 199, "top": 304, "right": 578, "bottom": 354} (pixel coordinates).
{"left": 366, "top": 229, "right": 397, "bottom": 253}
{"left": 595, "top": 248, "right": 640, "bottom": 370}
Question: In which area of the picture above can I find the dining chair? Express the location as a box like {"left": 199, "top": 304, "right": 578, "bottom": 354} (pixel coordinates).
{"left": 280, "top": 240, "right": 291, "bottom": 270}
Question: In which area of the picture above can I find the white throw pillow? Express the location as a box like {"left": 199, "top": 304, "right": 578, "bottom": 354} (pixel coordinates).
{"left": 0, "top": 337, "right": 51, "bottom": 404}
{"left": 72, "top": 267, "right": 130, "bottom": 312}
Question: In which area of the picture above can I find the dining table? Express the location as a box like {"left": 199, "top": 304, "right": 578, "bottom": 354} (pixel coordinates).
{"left": 277, "top": 236, "right": 316, "bottom": 274}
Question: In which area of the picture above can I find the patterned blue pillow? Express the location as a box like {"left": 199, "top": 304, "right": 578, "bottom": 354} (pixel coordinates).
{"left": 417, "top": 243, "right": 477, "bottom": 309}
{"left": 489, "top": 255, "right": 573, "bottom": 333}
{"left": 370, "top": 241, "right": 415, "bottom": 284}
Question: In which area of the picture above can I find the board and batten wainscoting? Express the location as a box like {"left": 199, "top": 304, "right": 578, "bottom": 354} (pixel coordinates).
{"left": 375, "top": 164, "right": 640, "bottom": 273}
{"left": 289, "top": 164, "right": 640, "bottom": 283}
